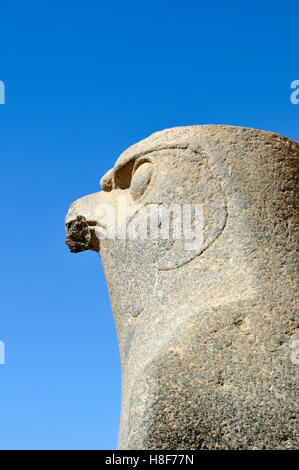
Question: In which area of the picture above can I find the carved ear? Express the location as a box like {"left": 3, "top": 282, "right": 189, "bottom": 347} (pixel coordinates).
{"left": 155, "top": 204, "right": 227, "bottom": 270}
{"left": 155, "top": 167, "right": 228, "bottom": 271}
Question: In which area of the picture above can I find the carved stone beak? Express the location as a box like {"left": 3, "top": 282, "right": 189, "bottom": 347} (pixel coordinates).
{"left": 65, "top": 215, "right": 100, "bottom": 253}
{"left": 65, "top": 192, "right": 104, "bottom": 253}
{"left": 65, "top": 216, "right": 93, "bottom": 253}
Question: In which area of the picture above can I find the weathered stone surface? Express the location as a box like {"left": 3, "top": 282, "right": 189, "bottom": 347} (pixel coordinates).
{"left": 65, "top": 125, "right": 298, "bottom": 449}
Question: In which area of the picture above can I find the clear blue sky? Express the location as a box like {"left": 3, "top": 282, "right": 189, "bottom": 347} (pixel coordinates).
{"left": 0, "top": 0, "right": 298, "bottom": 450}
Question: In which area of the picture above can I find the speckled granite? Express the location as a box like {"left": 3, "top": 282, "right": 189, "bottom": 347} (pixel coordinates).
{"left": 65, "top": 125, "right": 298, "bottom": 449}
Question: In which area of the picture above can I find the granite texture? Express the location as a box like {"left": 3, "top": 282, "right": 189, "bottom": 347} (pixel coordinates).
{"left": 65, "top": 125, "right": 298, "bottom": 449}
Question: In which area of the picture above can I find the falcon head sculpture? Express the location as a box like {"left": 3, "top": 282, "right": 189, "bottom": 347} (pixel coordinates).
{"left": 65, "top": 125, "right": 298, "bottom": 450}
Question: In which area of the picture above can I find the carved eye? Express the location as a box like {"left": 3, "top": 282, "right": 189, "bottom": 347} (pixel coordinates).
{"left": 130, "top": 161, "right": 153, "bottom": 200}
